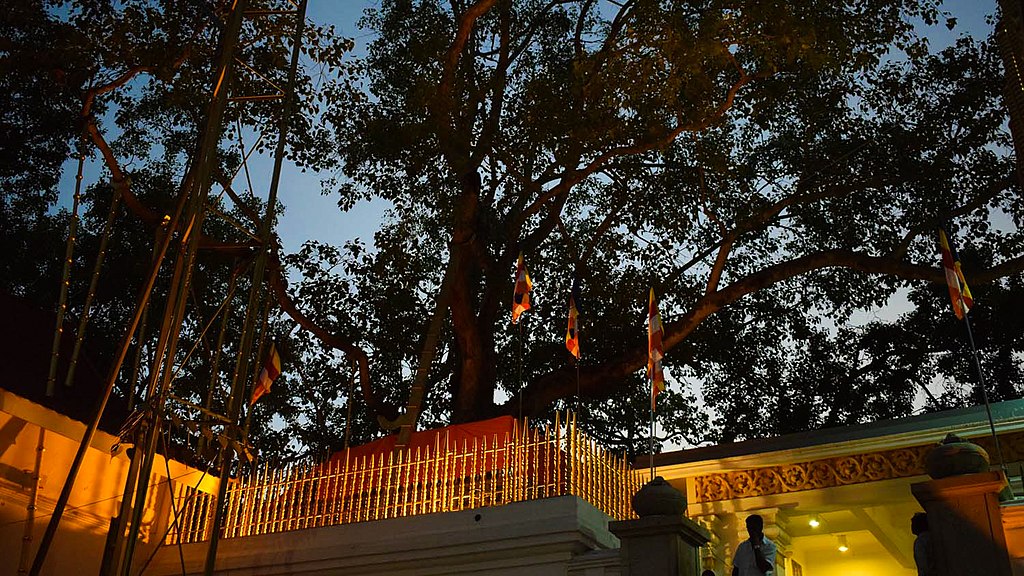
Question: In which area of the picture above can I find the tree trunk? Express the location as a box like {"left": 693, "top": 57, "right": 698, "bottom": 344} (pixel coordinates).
{"left": 449, "top": 171, "right": 499, "bottom": 422}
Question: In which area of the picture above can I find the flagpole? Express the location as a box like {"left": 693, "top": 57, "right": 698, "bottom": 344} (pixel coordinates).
{"left": 649, "top": 398, "right": 656, "bottom": 481}
{"left": 575, "top": 360, "right": 580, "bottom": 418}
{"left": 961, "top": 309, "right": 1008, "bottom": 479}
{"left": 646, "top": 287, "right": 661, "bottom": 481}
{"left": 942, "top": 227, "right": 1008, "bottom": 484}
{"left": 518, "top": 320, "right": 524, "bottom": 421}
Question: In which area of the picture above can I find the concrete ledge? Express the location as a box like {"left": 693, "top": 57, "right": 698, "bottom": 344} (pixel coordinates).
{"left": 147, "top": 495, "right": 619, "bottom": 575}
{"left": 568, "top": 549, "right": 620, "bottom": 576}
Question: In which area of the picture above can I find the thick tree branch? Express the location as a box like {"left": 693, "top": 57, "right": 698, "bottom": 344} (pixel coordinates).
{"left": 469, "top": 0, "right": 511, "bottom": 173}
{"left": 267, "top": 254, "right": 397, "bottom": 422}
{"left": 434, "top": 0, "right": 498, "bottom": 168}
{"left": 85, "top": 117, "right": 162, "bottom": 226}
{"left": 83, "top": 66, "right": 154, "bottom": 117}
{"left": 573, "top": 0, "right": 596, "bottom": 61}
{"left": 705, "top": 237, "right": 734, "bottom": 295}
{"left": 82, "top": 48, "right": 191, "bottom": 117}
{"left": 507, "top": 248, "right": 1024, "bottom": 415}
{"left": 696, "top": 154, "right": 730, "bottom": 294}
{"left": 515, "top": 68, "right": 759, "bottom": 229}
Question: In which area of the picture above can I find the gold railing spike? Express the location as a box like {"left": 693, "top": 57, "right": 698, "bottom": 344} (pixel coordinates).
{"left": 172, "top": 412, "right": 640, "bottom": 543}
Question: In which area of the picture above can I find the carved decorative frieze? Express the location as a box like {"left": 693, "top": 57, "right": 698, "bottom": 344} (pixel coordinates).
{"left": 693, "top": 431, "right": 1024, "bottom": 503}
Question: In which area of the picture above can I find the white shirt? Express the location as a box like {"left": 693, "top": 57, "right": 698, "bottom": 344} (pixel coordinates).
{"left": 733, "top": 536, "right": 777, "bottom": 576}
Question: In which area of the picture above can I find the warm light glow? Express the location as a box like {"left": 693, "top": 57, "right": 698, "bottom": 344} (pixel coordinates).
{"left": 168, "top": 412, "right": 644, "bottom": 544}
{"left": 837, "top": 534, "right": 849, "bottom": 552}
{"left": 808, "top": 516, "right": 820, "bottom": 528}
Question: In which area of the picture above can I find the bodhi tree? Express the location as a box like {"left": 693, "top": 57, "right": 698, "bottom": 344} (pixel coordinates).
{"left": 305, "top": 0, "right": 1024, "bottom": 445}
{"left": 4, "top": 0, "right": 1022, "bottom": 461}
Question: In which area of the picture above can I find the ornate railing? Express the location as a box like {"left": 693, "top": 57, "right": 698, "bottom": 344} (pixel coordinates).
{"left": 168, "top": 412, "right": 643, "bottom": 544}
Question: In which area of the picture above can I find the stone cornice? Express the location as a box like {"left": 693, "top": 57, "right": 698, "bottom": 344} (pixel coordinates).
{"left": 689, "top": 430, "right": 1024, "bottom": 504}
{"left": 658, "top": 415, "right": 1024, "bottom": 479}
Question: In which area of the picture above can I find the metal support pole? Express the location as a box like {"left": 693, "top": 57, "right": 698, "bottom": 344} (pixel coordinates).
{"left": 962, "top": 313, "right": 1009, "bottom": 480}
{"left": 649, "top": 402, "right": 655, "bottom": 481}
{"left": 30, "top": 4, "right": 252, "bottom": 576}
{"left": 17, "top": 428, "right": 45, "bottom": 575}
{"left": 203, "top": 2, "right": 307, "bottom": 573}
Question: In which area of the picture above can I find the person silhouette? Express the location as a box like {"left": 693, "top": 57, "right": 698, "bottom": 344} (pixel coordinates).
{"left": 912, "top": 512, "right": 932, "bottom": 576}
{"left": 732, "top": 514, "right": 777, "bottom": 576}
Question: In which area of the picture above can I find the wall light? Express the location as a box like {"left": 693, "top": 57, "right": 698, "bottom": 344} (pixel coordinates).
{"left": 808, "top": 516, "right": 820, "bottom": 528}
{"left": 837, "top": 535, "right": 849, "bottom": 553}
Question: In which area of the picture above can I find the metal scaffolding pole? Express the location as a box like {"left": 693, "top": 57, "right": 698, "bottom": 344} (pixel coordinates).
{"left": 30, "top": 3, "right": 251, "bottom": 575}
{"left": 203, "top": 1, "right": 308, "bottom": 573}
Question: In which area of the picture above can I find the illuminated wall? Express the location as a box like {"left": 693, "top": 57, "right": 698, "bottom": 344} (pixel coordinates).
{"left": 0, "top": 389, "right": 213, "bottom": 576}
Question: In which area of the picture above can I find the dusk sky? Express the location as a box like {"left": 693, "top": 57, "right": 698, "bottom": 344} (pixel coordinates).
{"left": 270, "top": 0, "right": 1001, "bottom": 258}
{"left": 52, "top": 1, "right": 1001, "bottom": 261}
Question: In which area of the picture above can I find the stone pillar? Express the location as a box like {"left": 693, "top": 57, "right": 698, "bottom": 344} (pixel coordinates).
{"left": 1000, "top": 501, "right": 1024, "bottom": 576}
{"left": 696, "top": 515, "right": 727, "bottom": 574}
{"left": 610, "top": 515, "right": 711, "bottom": 576}
{"left": 609, "top": 477, "right": 711, "bottom": 576}
{"left": 912, "top": 471, "right": 1013, "bottom": 576}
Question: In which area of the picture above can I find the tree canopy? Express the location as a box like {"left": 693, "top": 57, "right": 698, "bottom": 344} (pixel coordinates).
{"left": 319, "top": 0, "right": 1023, "bottom": 448}
{"left": 2, "top": 0, "right": 1022, "bottom": 462}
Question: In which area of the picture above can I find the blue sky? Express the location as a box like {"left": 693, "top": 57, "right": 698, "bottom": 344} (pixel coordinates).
{"left": 54, "top": 0, "right": 1002, "bottom": 258}
{"left": 271, "top": 0, "right": 1001, "bottom": 256}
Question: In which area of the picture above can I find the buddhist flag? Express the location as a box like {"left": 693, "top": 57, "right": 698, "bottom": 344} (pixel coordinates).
{"left": 565, "top": 279, "right": 581, "bottom": 359}
{"left": 647, "top": 288, "right": 666, "bottom": 410}
{"left": 938, "top": 228, "right": 974, "bottom": 320}
{"left": 512, "top": 253, "right": 532, "bottom": 324}
{"left": 250, "top": 342, "right": 282, "bottom": 406}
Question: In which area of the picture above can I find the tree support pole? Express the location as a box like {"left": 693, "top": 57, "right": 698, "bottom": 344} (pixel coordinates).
{"left": 46, "top": 142, "right": 85, "bottom": 397}
{"left": 101, "top": 426, "right": 143, "bottom": 576}
{"left": 203, "top": 2, "right": 307, "bottom": 573}
{"left": 121, "top": 1, "right": 254, "bottom": 572}
{"left": 121, "top": 214, "right": 206, "bottom": 576}
{"left": 29, "top": 2, "right": 251, "bottom": 574}
{"left": 17, "top": 427, "right": 45, "bottom": 575}
{"left": 63, "top": 188, "right": 124, "bottom": 389}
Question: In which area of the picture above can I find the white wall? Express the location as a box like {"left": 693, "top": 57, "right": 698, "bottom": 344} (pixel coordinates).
{"left": 146, "top": 495, "right": 620, "bottom": 575}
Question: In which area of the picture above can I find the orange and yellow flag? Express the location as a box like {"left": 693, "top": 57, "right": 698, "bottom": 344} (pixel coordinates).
{"left": 565, "top": 279, "right": 581, "bottom": 359}
{"left": 938, "top": 228, "right": 974, "bottom": 320}
{"left": 250, "top": 342, "right": 282, "bottom": 406}
{"left": 512, "top": 253, "right": 532, "bottom": 324}
{"left": 647, "top": 288, "right": 666, "bottom": 410}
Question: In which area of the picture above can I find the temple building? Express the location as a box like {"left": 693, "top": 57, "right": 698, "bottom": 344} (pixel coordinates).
{"left": 5, "top": 373, "right": 1024, "bottom": 575}
{"left": 654, "top": 400, "right": 1024, "bottom": 575}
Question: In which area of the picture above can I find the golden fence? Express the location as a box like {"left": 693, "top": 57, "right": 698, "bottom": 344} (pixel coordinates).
{"left": 167, "top": 412, "right": 644, "bottom": 544}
